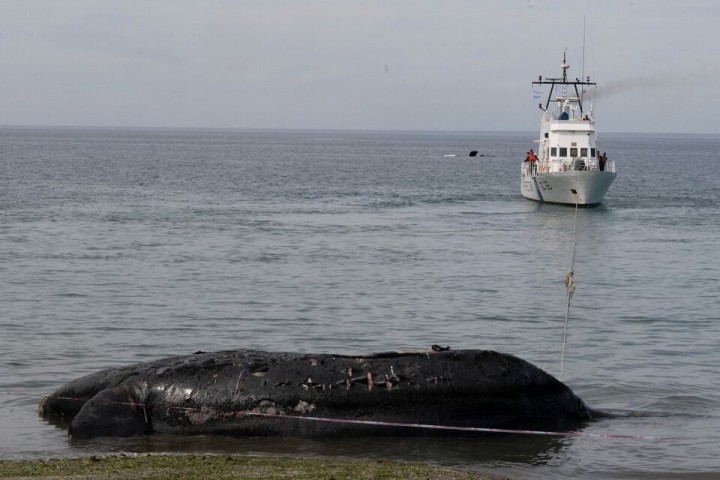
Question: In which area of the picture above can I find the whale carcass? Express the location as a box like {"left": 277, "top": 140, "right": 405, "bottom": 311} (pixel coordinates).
{"left": 40, "top": 349, "right": 599, "bottom": 439}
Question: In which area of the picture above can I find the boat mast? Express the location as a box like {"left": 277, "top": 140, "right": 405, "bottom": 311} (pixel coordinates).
{"left": 532, "top": 50, "right": 596, "bottom": 114}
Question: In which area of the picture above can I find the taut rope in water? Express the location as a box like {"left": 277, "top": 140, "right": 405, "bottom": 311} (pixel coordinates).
{"left": 560, "top": 190, "right": 580, "bottom": 377}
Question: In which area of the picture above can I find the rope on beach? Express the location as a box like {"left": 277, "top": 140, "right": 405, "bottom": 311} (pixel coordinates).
{"left": 560, "top": 191, "right": 580, "bottom": 377}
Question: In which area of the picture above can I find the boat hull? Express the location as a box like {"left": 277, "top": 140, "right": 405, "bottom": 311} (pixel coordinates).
{"left": 521, "top": 170, "right": 616, "bottom": 207}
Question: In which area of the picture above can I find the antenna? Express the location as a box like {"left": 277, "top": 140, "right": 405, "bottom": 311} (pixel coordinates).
{"left": 581, "top": 17, "right": 586, "bottom": 104}
{"left": 561, "top": 48, "right": 569, "bottom": 82}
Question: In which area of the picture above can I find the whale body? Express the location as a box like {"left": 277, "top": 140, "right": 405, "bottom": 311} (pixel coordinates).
{"left": 40, "top": 349, "right": 598, "bottom": 439}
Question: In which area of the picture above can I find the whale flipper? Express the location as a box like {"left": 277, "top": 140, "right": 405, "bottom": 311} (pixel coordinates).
{"left": 69, "top": 381, "right": 150, "bottom": 439}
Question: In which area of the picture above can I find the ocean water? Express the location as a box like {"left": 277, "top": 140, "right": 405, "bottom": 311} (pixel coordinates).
{"left": 1, "top": 127, "right": 718, "bottom": 479}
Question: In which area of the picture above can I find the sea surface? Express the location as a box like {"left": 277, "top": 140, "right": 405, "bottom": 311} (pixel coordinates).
{"left": 1, "top": 127, "right": 718, "bottom": 479}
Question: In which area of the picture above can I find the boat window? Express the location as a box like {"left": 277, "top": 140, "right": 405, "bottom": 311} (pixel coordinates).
{"left": 581, "top": 148, "right": 588, "bottom": 157}
{"left": 570, "top": 148, "right": 578, "bottom": 157}
{"left": 551, "top": 147, "right": 557, "bottom": 156}
{"left": 559, "top": 147, "right": 567, "bottom": 157}
{"left": 591, "top": 148, "right": 596, "bottom": 157}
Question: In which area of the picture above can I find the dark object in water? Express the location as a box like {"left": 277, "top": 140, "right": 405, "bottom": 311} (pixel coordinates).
{"left": 40, "top": 349, "right": 601, "bottom": 439}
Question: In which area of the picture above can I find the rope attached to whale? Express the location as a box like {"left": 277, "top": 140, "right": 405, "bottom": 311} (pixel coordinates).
{"left": 242, "top": 410, "right": 670, "bottom": 440}
{"left": 3, "top": 390, "right": 672, "bottom": 441}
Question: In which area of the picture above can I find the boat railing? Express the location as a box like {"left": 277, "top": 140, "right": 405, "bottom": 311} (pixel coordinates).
{"left": 532, "top": 158, "right": 616, "bottom": 174}
{"left": 522, "top": 161, "right": 539, "bottom": 176}
{"left": 564, "top": 158, "right": 615, "bottom": 173}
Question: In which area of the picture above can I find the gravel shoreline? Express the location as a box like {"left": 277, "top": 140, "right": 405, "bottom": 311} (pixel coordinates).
{"left": 0, "top": 454, "right": 510, "bottom": 479}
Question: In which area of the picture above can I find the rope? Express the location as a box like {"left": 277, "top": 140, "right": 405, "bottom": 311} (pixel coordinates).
{"left": 2, "top": 391, "right": 672, "bottom": 441}
{"left": 242, "top": 411, "right": 670, "bottom": 440}
{"left": 560, "top": 191, "right": 580, "bottom": 377}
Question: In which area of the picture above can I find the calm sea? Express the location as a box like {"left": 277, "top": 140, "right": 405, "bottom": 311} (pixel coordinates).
{"left": 1, "top": 127, "right": 718, "bottom": 479}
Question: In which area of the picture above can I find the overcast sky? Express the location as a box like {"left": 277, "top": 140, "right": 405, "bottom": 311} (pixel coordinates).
{"left": 2, "top": 0, "right": 718, "bottom": 133}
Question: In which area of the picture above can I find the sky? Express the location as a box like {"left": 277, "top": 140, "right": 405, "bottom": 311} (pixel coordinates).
{"left": 1, "top": 0, "right": 719, "bottom": 134}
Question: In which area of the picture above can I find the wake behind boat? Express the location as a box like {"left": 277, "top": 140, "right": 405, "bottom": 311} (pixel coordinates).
{"left": 521, "top": 53, "right": 616, "bottom": 206}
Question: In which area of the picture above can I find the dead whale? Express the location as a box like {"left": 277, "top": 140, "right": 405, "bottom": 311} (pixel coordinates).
{"left": 40, "top": 349, "right": 599, "bottom": 439}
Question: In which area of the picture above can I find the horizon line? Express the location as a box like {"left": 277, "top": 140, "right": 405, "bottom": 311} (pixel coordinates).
{"left": 1, "top": 124, "right": 718, "bottom": 137}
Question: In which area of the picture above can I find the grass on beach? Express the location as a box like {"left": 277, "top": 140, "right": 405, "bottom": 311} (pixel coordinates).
{"left": 0, "top": 454, "right": 509, "bottom": 479}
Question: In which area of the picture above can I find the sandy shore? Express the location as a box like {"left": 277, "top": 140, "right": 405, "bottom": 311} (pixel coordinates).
{"left": 0, "top": 454, "right": 510, "bottom": 479}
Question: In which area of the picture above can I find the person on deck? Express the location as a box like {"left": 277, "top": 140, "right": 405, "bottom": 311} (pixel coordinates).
{"left": 528, "top": 149, "right": 538, "bottom": 174}
{"left": 599, "top": 152, "right": 607, "bottom": 171}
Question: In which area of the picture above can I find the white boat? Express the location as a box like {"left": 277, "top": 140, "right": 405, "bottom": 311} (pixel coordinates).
{"left": 521, "top": 53, "right": 616, "bottom": 207}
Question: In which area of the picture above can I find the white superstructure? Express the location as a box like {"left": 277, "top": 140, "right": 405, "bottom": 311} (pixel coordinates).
{"left": 521, "top": 53, "right": 616, "bottom": 206}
